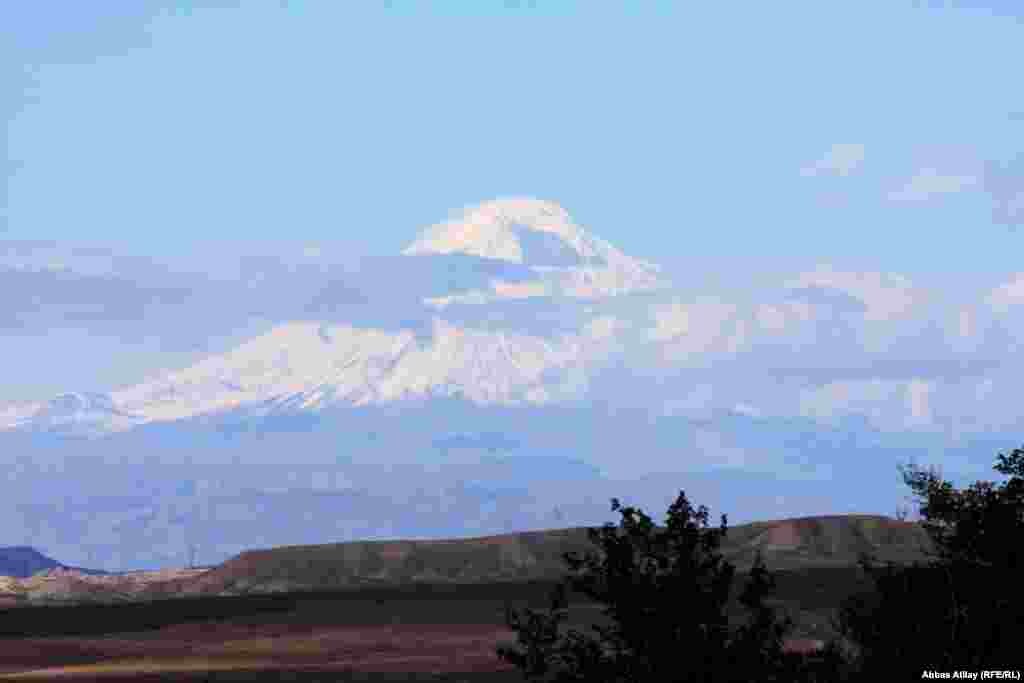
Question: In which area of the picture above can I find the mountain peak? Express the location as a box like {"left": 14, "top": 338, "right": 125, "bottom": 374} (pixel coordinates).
{"left": 403, "top": 198, "right": 666, "bottom": 299}
{"left": 3, "top": 201, "right": 665, "bottom": 436}
{"left": 402, "top": 198, "right": 587, "bottom": 266}
{"left": 0, "top": 546, "right": 63, "bottom": 578}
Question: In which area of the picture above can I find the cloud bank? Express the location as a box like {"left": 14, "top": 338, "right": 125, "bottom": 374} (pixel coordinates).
{"left": 801, "top": 143, "right": 866, "bottom": 178}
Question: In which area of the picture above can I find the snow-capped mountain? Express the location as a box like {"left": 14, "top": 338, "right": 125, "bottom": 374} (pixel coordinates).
{"left": 5, "top": 199, "right": 1015, "bottom": 573}
{"left": 404, "top": 198, "right": 667, "bottom": 305}
{"left": 3, "top": 199, "right": 648, "bottom": 436}
{"left": 0, "top": 393, "right": 141, "bottom": 435}
{"left": 110, "top": 317, "right": 611, "bottom": 426}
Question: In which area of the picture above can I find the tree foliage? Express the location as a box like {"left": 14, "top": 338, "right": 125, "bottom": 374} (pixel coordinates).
{"left": 499, "top": 447, "right": 1024, "bottom": 680}
{"left": 497, "top": 491, "right": 834, "bottom": 682}
{"left": 835, "top": 446, "right": 1024, "bottom": 674}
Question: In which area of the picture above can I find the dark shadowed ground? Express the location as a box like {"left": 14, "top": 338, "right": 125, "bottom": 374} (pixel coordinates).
{"left": 0, "top": 569, "right": 867, "bottom": 681}
{"left": 0, "top": 515, "right": 929, "bottom": 679}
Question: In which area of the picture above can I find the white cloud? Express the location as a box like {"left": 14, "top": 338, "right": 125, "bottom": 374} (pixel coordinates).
{"left": 888, "top": 167, "right": 979, "bottom": 202}
{"left": 649, "top": 297, "right": 739, "bottom": 358}
{"left": 800, "top": 143, "right": 866, "bottom": 178}
{"left": 785, "top": 265, "right": 927, "bottom": 322}
{"left": 755, "top": 304, "right": 787, "bottom": 333}
{"left": 798, "top": 378, "right": 908, "bottom": 429}
{"left": 11, "top": 228, "right": 1024, "bottom": 454}
{"left": 985, "top": 273, "right": 1024, "bottom": 313}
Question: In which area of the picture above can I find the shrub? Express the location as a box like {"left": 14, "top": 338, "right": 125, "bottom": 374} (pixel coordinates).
{"left": 497, "top": 491, "right": 836, "bottom": 682}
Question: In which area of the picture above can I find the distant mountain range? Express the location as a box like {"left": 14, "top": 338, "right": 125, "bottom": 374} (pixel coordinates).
{"left": 1, "top": 198, "right": 669, "bottom": 436}
{"left": 0, "top": 198, "right": 1015, "bottom": 572}
{"left": 4, "top": 197, "right": 1015, "bottom": 448}
{"left": 0, "top": 546, "right": 111, "bottom": 579}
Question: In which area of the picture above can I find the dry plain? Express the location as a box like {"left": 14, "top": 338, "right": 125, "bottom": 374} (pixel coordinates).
{"left": 0, "top": 515, "right": 927, "bottom": 680}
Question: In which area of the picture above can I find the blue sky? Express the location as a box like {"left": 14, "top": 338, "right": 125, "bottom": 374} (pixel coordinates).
{"left": 1, "top": 1, "right": 1023, "bottom": 410}
{"left": 4, "top": 2, "right": 1023, "bottom": 273}
{"left": 6, "top": 2, "right": 1024, "bottom": 568}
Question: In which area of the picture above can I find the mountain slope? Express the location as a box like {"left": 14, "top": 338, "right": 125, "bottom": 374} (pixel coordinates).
{"left": 404, "top": 197, "right": 667, "bottom": 302}
{"left": 107, "top": 317, "right": 604, "bottom": 426}
{"left": 4, "top": 199, "right": 652, "bottom": 436}
{"left": 0, "top": 515, "right": 933, "bottom": 604}
{"left": 178, "top": 514, "right": 932, "bottom": 597}
{"left": 0, "top": 547, "right": 64, "bottom": 579}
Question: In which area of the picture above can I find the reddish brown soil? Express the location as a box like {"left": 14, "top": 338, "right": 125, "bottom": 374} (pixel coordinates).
{"left": 764, "top": 521, "right": 802, "bottom": 547}
{"left": 0, "top": 623, "right": 515, "bottom": 679}
{"left": 0, "top": 621, "right": 824, "bottom": 680}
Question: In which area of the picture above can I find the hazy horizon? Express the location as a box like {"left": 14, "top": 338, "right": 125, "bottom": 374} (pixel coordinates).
{"left": 3, "top": 2, "right": 1024, "bottom": 571}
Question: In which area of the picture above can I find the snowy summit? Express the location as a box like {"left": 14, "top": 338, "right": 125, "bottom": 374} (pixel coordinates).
{"left": 404, "top": 198, "right": 666, "bottom": 301}
{"left": 2, "top": 199, "right": 654, "bottom": 435}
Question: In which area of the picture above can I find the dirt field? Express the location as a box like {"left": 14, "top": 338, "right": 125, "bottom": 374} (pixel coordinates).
{"left": 0, "top": 622, "right": 523, "bottom": 680}
{"left": 0, "top": 573, "right": 846, "bottom": 681}
{"left": 0, "top": 621, "right": 827, "bottom": 682}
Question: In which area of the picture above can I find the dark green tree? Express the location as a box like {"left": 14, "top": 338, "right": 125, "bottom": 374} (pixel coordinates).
{"left": 835, "top": 447, "right": 1024, "bottom": 674}
{"left": 497, "top": 491, "right": 839, "bottom": 682}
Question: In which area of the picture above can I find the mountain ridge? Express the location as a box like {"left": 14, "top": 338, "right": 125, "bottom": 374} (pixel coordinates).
{"left": 2, "top": 198, "right": 664, "bottom": 437}
{"left": 0, "top": 546, "right": 113, "bottom": 579}
{"left": 0, "top": 514, "right": 933, "bottom": 605}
